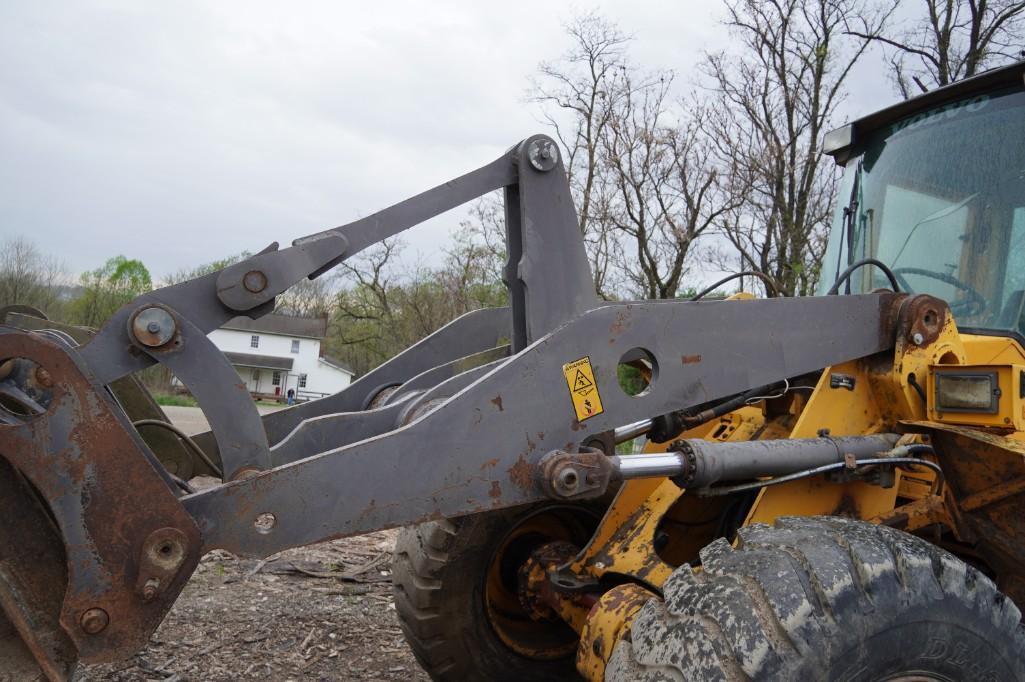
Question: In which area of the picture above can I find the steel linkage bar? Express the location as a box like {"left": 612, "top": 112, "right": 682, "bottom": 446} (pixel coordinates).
{"left": 183, "top": 292, "right": 904, "bottom": 557}
{"left": 192, "top": 306, "right": 512, "bottom": 465}
{"left": 75, "top": 135, "right": 592, "bottom": 483}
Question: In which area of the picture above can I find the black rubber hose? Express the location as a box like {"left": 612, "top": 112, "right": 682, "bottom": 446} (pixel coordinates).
{"left": 649, "top": 381, "right": 787, "bottom": 442}
{"left": 690, "top": 271, "right": 780, "bottom": 301}
{"left": 133, "top": 418, "right": 224, "bottom": 479}
{"left": 826, "top": 258, "right": 901, "bottom": 295}
{"left": 907, "top": 373, "right": 928, "bottom": 404}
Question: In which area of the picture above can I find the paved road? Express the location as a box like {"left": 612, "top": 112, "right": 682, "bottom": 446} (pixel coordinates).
{"left": 162, "top": 404, "right": 284, "bottom": 435}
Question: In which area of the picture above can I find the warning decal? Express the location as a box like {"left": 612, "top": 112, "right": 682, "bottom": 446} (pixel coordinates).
{"left": 562, "top": 356, "right": 604, "bottom": 421}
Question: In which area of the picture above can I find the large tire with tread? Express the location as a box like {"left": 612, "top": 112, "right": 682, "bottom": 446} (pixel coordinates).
{"left": 608, "top": 515, "right": 1025, "bottom": 681}
{"left": 393, "top": 505, "right": 597, "bottom": 681}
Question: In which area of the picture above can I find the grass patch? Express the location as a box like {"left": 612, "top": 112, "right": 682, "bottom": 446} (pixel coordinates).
{"left": 154, "top": 393, "right": 198, "bottom": 407}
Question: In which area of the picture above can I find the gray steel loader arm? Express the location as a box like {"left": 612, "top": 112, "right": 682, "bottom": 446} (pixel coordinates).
{"left": 0, "top": 134, "right": 907, "bottom": 676}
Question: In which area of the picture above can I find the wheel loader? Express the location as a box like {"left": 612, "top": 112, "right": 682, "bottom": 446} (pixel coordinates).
{"left": 2, "top": 60, "right": 1025, "bottom": 681}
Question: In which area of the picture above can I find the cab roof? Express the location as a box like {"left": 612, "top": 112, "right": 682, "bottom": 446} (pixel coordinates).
{"left": 827, "top": 59, "right": 1025, "bottom": 161}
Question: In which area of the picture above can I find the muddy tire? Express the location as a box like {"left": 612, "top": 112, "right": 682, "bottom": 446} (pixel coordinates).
{"left": 393, "top": 505, "right": 598, "bottom": 681}
{"left": 607, "top": 515, "right": 1025, "bottom": 681}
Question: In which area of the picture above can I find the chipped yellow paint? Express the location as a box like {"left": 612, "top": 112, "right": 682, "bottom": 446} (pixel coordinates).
{"left": 576, "top": 584, "right": 655, "bottom": 682}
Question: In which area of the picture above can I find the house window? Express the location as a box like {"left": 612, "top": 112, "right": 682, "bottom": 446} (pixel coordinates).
{"left": 251, "top": 369, "right": 259, "bottom": 381}
{"left": 291, "top": 339, "right": 300, "bottom": 354}
{"left": 250, "top": 335, "right": 259, "bottom": 348}
{"left": 298, "top": 374, "right": 307, "bottom": 389}
{"left": 272, "top": 371, "right": 281, "bottom": 386}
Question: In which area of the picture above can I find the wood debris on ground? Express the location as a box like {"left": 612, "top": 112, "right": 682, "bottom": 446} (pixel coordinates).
{"left": 79, "top": 529, "right": 428, "bottom": 681}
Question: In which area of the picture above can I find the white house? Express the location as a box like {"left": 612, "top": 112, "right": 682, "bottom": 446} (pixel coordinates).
{"left": 206, "top": 314, "right": 354, "bottom": 401}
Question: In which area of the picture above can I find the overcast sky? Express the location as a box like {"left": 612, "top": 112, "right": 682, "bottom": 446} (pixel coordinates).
{"left": 0, "top": 1, "right": 897, "bottom": 282}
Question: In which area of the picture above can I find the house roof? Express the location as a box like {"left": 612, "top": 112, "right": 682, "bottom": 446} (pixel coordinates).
{"left": 318, "top": 354, "right": 354, "bottom": 375}
{"left": 224, "top": 351, "right": 294, "bottom": 371}
{"left": 223, "top": 313, "right": 328, "bottom": 339}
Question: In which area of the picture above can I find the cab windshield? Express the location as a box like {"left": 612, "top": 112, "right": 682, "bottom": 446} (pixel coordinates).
{"left": 818, "top": 86, "right": 1025, "bottom": 337}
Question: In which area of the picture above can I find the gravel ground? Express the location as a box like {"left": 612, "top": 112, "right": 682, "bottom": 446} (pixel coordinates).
{"left": 78, "top": 406, "right": 431, "bottom": 682}
{"left": 160, "top": 405, "right": 283, "bottom": 436}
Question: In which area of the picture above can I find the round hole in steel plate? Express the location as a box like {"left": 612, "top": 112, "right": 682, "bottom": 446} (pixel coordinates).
{"left": 617, "top": 347, "right": 659, "bottom": 397}
{"left": 254, "top": 512, "right": 277, "bottom": 534}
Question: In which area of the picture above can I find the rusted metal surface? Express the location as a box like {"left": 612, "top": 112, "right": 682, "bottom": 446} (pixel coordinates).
{"left": 517, "top": 541, "right": 595, "bottom": 634}
{"left": 0, "top": 328, "right": 201, "bottom": 673}
{"left": 905, "top": 421, "right": 1025, "bottom": 605}
{"left": 537, "top": 448, "right": 615, "bottom": 501}
{"left": 896, "top": 294, "right": 947, "bottom": 346}
{"left": 0, "top": 456, "right": 76, "bottom": 681}
{"left": 3, "top": 311, "right": 206, "bottom": 479}
{"left": 960, "top": 476, "right": 1025, "bottom": 511}
{"left": 869, "top": 493, "right": 970, "bottom": 540}
{"left": 129, "top": 306, "right": 178, "bottom": 349}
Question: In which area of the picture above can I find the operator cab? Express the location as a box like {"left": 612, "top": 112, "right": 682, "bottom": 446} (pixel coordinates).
{"left": 820, "top": 61, "right": 1025, "bottom": 341}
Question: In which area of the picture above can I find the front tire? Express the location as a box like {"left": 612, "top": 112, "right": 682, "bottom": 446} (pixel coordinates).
{"left": 393, "top": 504, "right": 600, "bottom": 681}
{"left": 608, "top": 516, "right": 1025, "bottom": 681}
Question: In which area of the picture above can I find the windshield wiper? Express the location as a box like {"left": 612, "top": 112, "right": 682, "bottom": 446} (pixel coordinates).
{"left": 889, "top": 193, "right": 980, "bottom": 269}
{"left": 834, "top": 161, "right": 862, "bottom": 294}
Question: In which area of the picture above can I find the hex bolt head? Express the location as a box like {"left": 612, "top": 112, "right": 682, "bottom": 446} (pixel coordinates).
{"left": 911, "top": 332, "right": 925, "bottom": 345}
{"left": 80, "top": 608, "right": 109, "bottom": 635}
{"left": 131, "top": 307, "right": 177, "bottom": 348}
{"left": 527, "top": 139, "right": 558, "bottom": 172}
{"left": 243, "top": 270, "right": 268, "bottom": 293}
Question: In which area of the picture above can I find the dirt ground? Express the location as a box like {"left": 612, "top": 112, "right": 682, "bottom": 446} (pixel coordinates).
{"left": 78, "top": 407, "right": 431, "bottom": 682}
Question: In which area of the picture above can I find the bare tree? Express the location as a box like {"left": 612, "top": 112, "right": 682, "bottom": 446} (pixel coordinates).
{"left": 849, "top": 0, "right": 1025, "bottom": 97}
{"left": 330, "top": 239, "right": 402, "bottom": 374}
{"left": 162, "top": 251, "right": 251, "bottom": 286}
{"left": 601, "top": 77, "right": 743, "bottom": 299}
{"left": 276, "top": 276, "right": 335, "bottom": 317}
{"left": 0, "top": 237, "right": 67, "bottom": 313}
{"left": 533, "top": 12, "right": 740, "bottom": 300}
{"left": 705, "top": 0, "right": 893, "bottom": 296}
{"left": 460, "top": 194, "right": 507, "bottom": 284}
{"left": 439, "top": 225, "right": 507, "bottom": 313}
{"left": 328, "top": 236, "right": 506, "bottom": 375}
{"left": 530, "top": 12, "right": 634, "bottom": 296}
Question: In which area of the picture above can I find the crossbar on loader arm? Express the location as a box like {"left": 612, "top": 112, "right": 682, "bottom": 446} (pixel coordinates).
{"left": 0, "top": 134, "right": 909, "bottom": 678}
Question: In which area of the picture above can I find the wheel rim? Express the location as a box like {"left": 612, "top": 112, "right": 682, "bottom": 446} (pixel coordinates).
{"left": 482, "top": 505, "right": 598, "bottom": 661}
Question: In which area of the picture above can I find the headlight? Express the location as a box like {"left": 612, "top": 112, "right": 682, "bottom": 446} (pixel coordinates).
{"left": 935, "top": 372, "right": 1000, "bottom": 413}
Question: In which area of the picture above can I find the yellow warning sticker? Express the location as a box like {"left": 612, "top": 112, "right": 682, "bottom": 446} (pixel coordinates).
{"left": 562, "top": 356, "right": 604, "bottom": 421}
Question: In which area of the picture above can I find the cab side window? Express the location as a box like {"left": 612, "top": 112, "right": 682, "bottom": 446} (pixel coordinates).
{"left": 1000, "top": 207, "right": 1025, "bottom": 333}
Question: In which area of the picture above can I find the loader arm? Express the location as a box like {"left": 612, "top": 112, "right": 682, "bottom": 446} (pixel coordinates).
{"left": 0, "top": 134, "right": 909, "bottom": 678}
